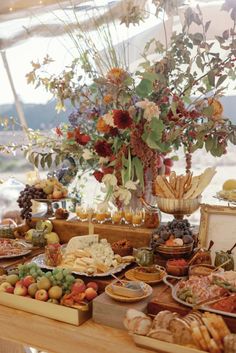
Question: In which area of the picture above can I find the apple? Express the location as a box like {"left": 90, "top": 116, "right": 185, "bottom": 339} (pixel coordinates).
{"left": 6, "top": 274, "right": 19, "bottom": 286}
{"left": 6, "top": 287, "right": 14, "bottom": 294}
{"left": 35, "top": 289, "right": 48, "bottom": 301}
{"left": 37, "top": 276, "right": 51, "bottom": 290}
{"left": 23, "top": 275, "right": 35, "bottom": 288}
{"left": 0, "top": 282, "right": 13, "bottom": 292}
{"left": 52, "top": 189, "right": 63, "bottom": 199}
{"left": 14, "top": 283, "right": 27, "bottom": 296}
{"left": 28, "top": 283, "right": 38, "bottom": 298}
{"left": 47, "top": 298, "right": 59, "bottom": 304}
{"left": 86, "top": 282, "right": 98, "bottom": 291}
{"left": 48, "top": 286, "right": 63, "bottom": 300}
{"left": 85, "top": 287, "right": 97, "bottom": 301}
{"left": 71, "top": 282, "right": 86, "bottom": 294}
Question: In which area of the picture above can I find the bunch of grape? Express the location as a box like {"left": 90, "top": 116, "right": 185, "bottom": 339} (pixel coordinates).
{"left": 18, "top": 263, "right": 44, "bottom": 279}
{"left": 17, "top": 185, "right": 46, "bottom": 220}
{"left": 150, "top": 219, "right": 193, "bottom": 249}
{"left": 45, "top": 268, "right": 75, "bottom": 294}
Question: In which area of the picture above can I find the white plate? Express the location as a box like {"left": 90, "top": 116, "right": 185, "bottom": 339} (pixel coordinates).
{"left": 31, "top": 253, "right": 131, "bottom": 277}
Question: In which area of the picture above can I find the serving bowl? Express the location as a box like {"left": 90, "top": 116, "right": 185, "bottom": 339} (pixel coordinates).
{"left": 156, "top": 196, "right": 201, "bottom": 218}
{"left": 156, "top": 242, "right": 194, "bottom": 259}
{"left": 133, "top": 265, "right": 166, "bottom": 282}
{"left": 188, "top": 264, "right": 215, "bottom": 276}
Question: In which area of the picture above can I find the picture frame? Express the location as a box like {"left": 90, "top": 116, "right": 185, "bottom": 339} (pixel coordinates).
{"left": 199, "top": 204, "right": 236, "bottom": 263}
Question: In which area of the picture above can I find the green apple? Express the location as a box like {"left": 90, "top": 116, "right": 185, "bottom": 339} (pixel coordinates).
{"left": 25, "top": 229, "right": 35, "bottom": 242}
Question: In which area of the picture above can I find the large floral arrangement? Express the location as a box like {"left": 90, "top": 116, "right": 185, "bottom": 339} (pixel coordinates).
{"left": 1, "top": 1, "right": 236, "bottom": 206}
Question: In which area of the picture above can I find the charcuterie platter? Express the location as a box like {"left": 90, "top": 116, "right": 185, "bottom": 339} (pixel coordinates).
{"left": 163, "top": 274, "right": 236, "bottom": 319}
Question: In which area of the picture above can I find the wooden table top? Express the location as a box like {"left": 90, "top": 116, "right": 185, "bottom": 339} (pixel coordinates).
{"left": 0, "top": 304, "right": 150, "bottom": 353}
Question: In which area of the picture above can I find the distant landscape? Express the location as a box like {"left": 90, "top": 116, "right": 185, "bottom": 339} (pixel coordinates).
{"left": 0, "top": 95, "right": 236, "bottom": 130}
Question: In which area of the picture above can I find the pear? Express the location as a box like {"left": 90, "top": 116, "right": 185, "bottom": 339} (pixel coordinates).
{"left": 25, "top": 229, "right": 35, "bottom": 242}
{"left": 36, "top": 220, "right": 53, "bottom": 234}
{"left": 44, "top": 232, "right": 60, "bottom": 244}
{"left": 43, "top": 184, "right": 54, "bottom": 195}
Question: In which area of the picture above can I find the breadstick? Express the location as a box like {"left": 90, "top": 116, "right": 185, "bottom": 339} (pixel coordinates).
{"left": 169, "top": 171, "right": 176, "bottom": 190}
{"left": 163, "top": 176, "right": 177, "bottom": 198}
{"left": 175, "top": 176, "right": 181, "bottom": 198}
{"left": 154, "top": 180, "right": 166, "bottom": 197}
{"left": 156, "top": 176, "right": 175, "bottom": 198}
{"left": 179, "top": 175, "right": 185, "bottom": 198}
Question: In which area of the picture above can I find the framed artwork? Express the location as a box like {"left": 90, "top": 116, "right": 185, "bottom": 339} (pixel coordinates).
{"left": 199, "top": 204, "right": 236, "bottom": 263}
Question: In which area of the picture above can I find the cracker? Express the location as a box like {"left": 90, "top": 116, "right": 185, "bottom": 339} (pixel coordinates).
{"left": 191, "top": 167, "right": 216, "bottom": 198}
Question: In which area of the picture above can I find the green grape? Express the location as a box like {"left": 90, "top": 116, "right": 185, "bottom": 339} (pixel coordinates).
{"left": 62, "top": 269, "right": 70, "bottom": 276}
{"left": 65, "top": 274, "right": 74, "bottom": 282}
{"left": 55, "top": 272, "right": 63, "bottom": 281}
{"left": 29, "top": 268, "right": 35, "bottom": 276}
{"left": 52, "top": 268, "right": 59, "bottom": 275}
{"left": 45, "top": 271, "right": 52, "bottom": 277}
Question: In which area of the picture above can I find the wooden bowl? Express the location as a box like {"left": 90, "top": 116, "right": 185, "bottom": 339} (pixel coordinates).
{"left": 156, "top": 242, "right": 194, "bottom": 259}
{"left": 133, "top": 265, "right": 166, "bottom": 282}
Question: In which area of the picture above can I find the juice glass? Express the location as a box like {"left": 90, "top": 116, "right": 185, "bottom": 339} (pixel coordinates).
{"left": 76, "top": 205, "right": 89, "bottom": 222}
{"left": 132, "top": 208, "right": 144, "bottom": 227}
{"left": 111, "top": 209, "right": 123, "bottom": 225}
{"left": 94, "top": 210, "right": 107, "bottom": 224}
{"left": 124, "top": 207, "right": 133, "bottom": 225}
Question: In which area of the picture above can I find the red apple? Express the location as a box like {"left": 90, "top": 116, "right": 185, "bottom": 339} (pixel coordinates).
{"left": 71, "top": 282, "right": 86, "bottom": 294}
{"left": 0, "top": 282, "right": 13, "bottom": 292}
{"left": 86, "top": 282, "right": 98, "bottom": 291}
{"left": 35, "top": 289, "right": 48, "bottom": 301}
{"left": 23, "top": 275, "right": 35, "bottom": 288}
{"left": 14, "top": 283, "right": 28, "bottom": 296}
{"left": 5, "top": 287, "right": 14, "bottom": 294}
{"left": 85, "top": 287, "right": 97, "bottom": 301}
{"left": 164, "top": 158, "right": 173, "bottom": 167}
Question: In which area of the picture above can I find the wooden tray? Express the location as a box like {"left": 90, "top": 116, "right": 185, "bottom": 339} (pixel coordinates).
{"left": 0, "top": 292, "right": 91, "bottom": 326}
{"left": 133, "top": 334, "right": 203, "bottom": 353}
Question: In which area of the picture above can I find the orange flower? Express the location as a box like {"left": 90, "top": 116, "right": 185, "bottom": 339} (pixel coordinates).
{"left": 103, "top": 94, "right": 113, "bottom": 105}
{"left": 96, "top": 117, "right": 110, "bottom": 133}
{"left": 67, "top": 131, "right": 74, "bottom": 139}
{"left": 208, "top": 98, "right": 223, "bottom": 120}
{"left": 107, "top": 67, "right": 127, "bottom": 84}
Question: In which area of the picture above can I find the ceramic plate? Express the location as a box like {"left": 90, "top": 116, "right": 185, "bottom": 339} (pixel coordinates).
{"left": 105, "top": 282, "right": 152, "bottom": 302}
{"left": 31, "top": 253, "right": 131, "bottom": 277}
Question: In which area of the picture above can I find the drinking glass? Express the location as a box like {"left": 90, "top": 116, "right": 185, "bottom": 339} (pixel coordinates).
{"left": 132, "top": 208, "right": 144, "bottom": 227}
{"left": 111, "top": 209, "right": 123, "bottom": 225}
{"left": 76, "top": 205, "right": 89, "bottom": 222}
{"left": 123, "top": 207, "right": 133, "bottom": 225}
{"left": 94, "top": 209, "right": 107, "bottom": 224}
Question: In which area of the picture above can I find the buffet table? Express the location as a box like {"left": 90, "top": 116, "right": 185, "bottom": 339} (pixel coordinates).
{"left": 0, "top": 305, "right": 150, "bottom": 353}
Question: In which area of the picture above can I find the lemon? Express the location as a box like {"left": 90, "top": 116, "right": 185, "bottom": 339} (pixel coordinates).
{"left": 223, "top": 179, "right": 236, "bottom": 191}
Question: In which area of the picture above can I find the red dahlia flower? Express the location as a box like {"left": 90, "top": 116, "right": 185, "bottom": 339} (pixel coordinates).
{"left": 113, "top": 110, "right": 132, "bottom": 129}
{"left": 93, "top": 170, "right": 104, "bottom": 182}
{"left": 73, "top": 127, "right": 90, "bottom": 145}
{"left": 95, "top": 140, "right": 113, "bottom": 157}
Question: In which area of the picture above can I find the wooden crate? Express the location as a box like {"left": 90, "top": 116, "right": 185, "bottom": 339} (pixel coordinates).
{"left": 0, "top": 292, "right": 91, "bottom": 326}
